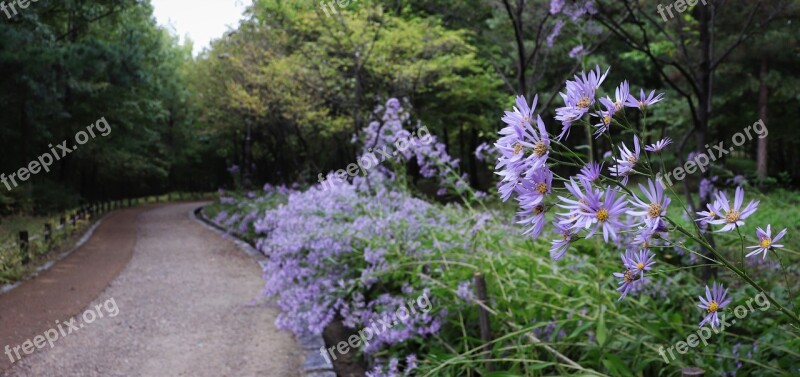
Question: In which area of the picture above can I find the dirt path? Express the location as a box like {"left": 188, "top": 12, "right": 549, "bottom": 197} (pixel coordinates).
{"left": 1, "top": 202, "right": 301, "bottom": 377}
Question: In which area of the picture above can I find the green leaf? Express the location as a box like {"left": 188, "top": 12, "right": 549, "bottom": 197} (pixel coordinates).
{"left": 596, "top": 305, "right": 607, "bottom": 347}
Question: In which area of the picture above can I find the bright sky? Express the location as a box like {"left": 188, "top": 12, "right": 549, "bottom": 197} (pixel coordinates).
{"left": 150, "top": 0, "right": 252, "bottom": 56}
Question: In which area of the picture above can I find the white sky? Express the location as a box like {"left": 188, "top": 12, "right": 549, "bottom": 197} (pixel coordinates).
{"left": 150, "top": 0, "right": 252, "bottom": 56}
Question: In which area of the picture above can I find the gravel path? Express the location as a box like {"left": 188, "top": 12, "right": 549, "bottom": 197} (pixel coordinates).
{"left": 3, "top": 202, "right": 301, "bottom": 377}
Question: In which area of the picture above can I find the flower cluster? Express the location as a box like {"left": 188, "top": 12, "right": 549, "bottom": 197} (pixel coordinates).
{"left": 493, "top": 65, "right": 790, "bottom": 327}
{"left": 358, "top": 98, "right": 469, "bottom": 197}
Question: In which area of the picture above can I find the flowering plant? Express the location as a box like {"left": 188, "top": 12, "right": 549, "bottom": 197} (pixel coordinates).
{"left": 492, "top": 65, "right": 799, "bottom": 328}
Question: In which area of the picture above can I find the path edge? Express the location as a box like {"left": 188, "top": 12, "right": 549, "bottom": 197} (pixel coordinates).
{"left": 0, "top": 213, "right": 110, "bottom": 296}
{"left": 190, "top": 206, "right": 336, "bottom": 377}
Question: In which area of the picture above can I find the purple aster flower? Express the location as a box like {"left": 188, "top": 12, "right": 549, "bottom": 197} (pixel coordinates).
{"left": 546, "top": 19, "right": 565, "bottom": 47}
{"left": 556, "top": 178, "right": 602, "bottom": 230}
{"left": 456, "top": 281, "right": 475, "bottom": 301}
{"left": 517, "top": 202, "right": 548, "bottom": 239}
{"left": 624, "top": 89, "right": 665, "bottom": 111}
{"left": 708, "top": 187, "right": 759, "bottom": 232}
{"left": 495, "top": 95, "right": 541, "bottom": 201}
{"left": 698, "top": 282, "right": 732, "bottom": 328}
{"left": 550, "top": 0, "right": 565, "bottom": 14}
{"left": 622, "top": 249, "right": 656, "bottom": 279}
{"left": 612, "top": 81, "right": 630, "bottom": 111}
{"left": 568, "top": 44, "right": 586, "bottom": 59}
{"left": 516, "top": 166, "right": 553, "bottom": 209}
{"left": 610, "top": 135, "right": 641, "bottom": 185}
{"left": 746, "top": 225, "right": 787, "bottom": 259}
{"left": 550, "top": 218, "right": 575, "bottom": 261}
{"left": 554, "top": 66, "right": 610, "bottom": 140}
{"left": 580, "top": 186, "right": 628, "bottom": 242}
{"left": 613, "top": 269, "right": 641, "bottom": 301}
{"left": 695, "top": 202, "right": 720, "bottom": 225}
{"left": 645, "top": 137, "right": 673, "bottom": 153}
{"left": 628, "top": 179, "right": 671, "bottom": 229}
{"left": 592, "top": 97, "right": 616, "bottom": 138}
{"left": 576, "top": 161, "right": 603, "bottom": 183}
{"left": 521, "top": 115, "right": 552, "bottom": 176}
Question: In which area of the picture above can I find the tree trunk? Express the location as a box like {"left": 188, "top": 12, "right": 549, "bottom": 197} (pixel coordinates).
{"left": 756, "top": 58, "right": 768, "bottom": 183}
{"left": 697, "top": 3, "right": 717, "bottom": 281}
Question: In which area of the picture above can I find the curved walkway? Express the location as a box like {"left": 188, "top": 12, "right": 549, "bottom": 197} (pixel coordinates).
{"left": 1, "top": 203, "right": 300, "bottom": 376}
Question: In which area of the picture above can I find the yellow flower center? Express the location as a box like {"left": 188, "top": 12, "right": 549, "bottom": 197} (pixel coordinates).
{"left": 709, "top": 211, "right": 716, "bottom": 218}
{"left": 577, "top": 96, "right": 591, "bottom": 108}
{"left": 623, "top": 270, "right": 637, "bottom": 283}
{"left": 513, "top": 143, "right": 523, "bottom": 155}
{"left": 596, "top": 208, "right": 609, "bottom": 222}
{"left": 533, "top": 141, "right": 548, "bottom": 157}
{"left": 627, "top": 155, "right": 637, "bottom": 163}
{"left": 760, "top": 238, "right": 772, "bottom": 249}
{"left": 562, "top": 231, "right": 570, "bottom": 241}
{"left": 707, "top": 301, "right": 719, "bottom": 313}
{"left": 535, "top": 183, "right": 548, "bottom": 194}
{"left": 603, "top": 115, "right": 612, "bottom": 125}
{"left": 725, "top": 210, "right": 740, "bottom": 224}
{"left": 614, "top": 101, "right": 623, "bottom": 111}
{"left": 648, "top": 203, "right": 662, "bottom": 218}
{"left": 533, "top": 204, "right": 545, "bottom": 215}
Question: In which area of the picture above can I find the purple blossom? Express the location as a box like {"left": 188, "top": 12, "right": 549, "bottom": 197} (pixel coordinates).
{"left": 624, "top": 88, "right": 665, "bottom": 111}
{"left": 580, "top": 186, "right": 629, "bottom": 242}
{"left": 628, "top": 179, "right": 670, "bottom": 229}
{"left": 610, "top": 135, "right": 641, "bottom": 185}
{"left": 577, "top": 161, "right": 603, "bottom": 183}
{"left": 698, "top": 282, "right": 732, "bottom": 328}
{"left": 708, "top": 187, "right": 759, "bottom": 232}
{"left": 645, "top": 137, "right": 673, "bottom": 153}
{"left": 746, "top": 224, "right": 787, "bottom": 259}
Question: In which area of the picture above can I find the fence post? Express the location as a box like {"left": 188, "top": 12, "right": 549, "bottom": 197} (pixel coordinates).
{"left": 473, "top": 272, "right": 494, "bottom": 373}
{"left": 682, "top": 368, "right": 704, "bottom": 377}
{"left": 44, "top": 223, "right": 52, "bottom": 244}
{"left": 19, "top": 231, "right": 29, "bottom": 264}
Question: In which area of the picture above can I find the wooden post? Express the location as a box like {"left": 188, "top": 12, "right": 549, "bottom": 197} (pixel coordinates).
{"left": 19, "top": 231, "right": 29, "bottom": 264}
{"left": 473, "top": 272, "right": 494, "bottom": 372}
{"left": 44, "top": 223, "right": 52, "bottom": 243}
{"left": 682, "top": 368, "right": 705, "bottom": 377}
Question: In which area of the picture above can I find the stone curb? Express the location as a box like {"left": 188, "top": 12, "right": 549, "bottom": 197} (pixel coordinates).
{"left": 191, "top": 205, "right": 337, "bottom": 377}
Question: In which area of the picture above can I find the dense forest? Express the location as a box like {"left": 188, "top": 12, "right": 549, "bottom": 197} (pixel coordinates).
{"left": 1, "top": 0, "right": 798, "bottom": 215}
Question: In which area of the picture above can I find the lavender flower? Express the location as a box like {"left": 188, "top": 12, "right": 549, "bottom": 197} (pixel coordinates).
{"left": 613, "top": 268, "right": 641, "bottom": 301}
{"left": 695, "top": 202, "right": 720, "bottom": 226}
{"left": 698, "top": 282, "right": 732, "bottom": 328}
{"left": 576, "top": 161, "right": 603, "bottom": 183}
{"left": 556, "top": 178, "right": 602, "bottom": 230}
{"left": 580, "top": 186, "right": 629, "bottom": 242}
{"left": 628, "top": 179, "right": 670, "bottom": 229}
{"left": 624, "top": 89, "right": 665, "bottom": 111}
{"left": 612, "top": 81, "right": 630, "bottom": 111}
{"left": 592, "top": 97, "right": 616, "bottom": 138}
{"left": 550, "top": 219, "right": 574, "bottom": 261}
{"left": 645, "top": 137, "right": 673, "bottom": 153}
{"left": 610, "top": 135, "right": 641, "bottom": 185}
{"left": 555, "top": 66, "right": 610, "bottom": 140}
{"left": 623, "top": 249, "right": 656, "bottom": 279}
{"left": 708, "top": 187, "right": 759, "bottom": 232}
{"left": 746, "top": 224, "right": 787, "bottom": 259}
